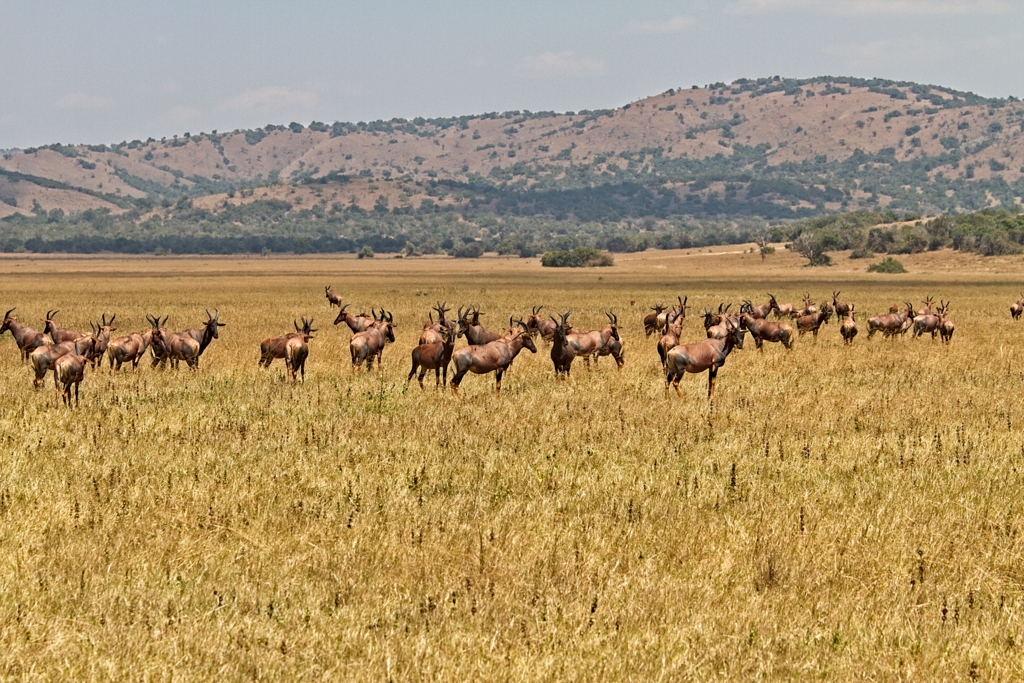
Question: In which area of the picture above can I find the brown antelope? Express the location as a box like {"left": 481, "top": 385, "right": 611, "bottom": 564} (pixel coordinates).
{"left": 106, "top": 317, "right": 156, "bottom": 372}
{"left": 333, "top": 303, "right": 376, "bottom": 334}
{"left": 643, "top": 302, "right": 666, "bottom": 336}
{"left": 408, "top": 321, "right": 457, "bottom": 389}
{"left": 450, "top": 324, "right": 537, "bottom": 395}
{"left": 259, "top": 317, "right": 314, "bottom": 369}
{"left": 86, "top": 313, "right": 117, "bottom": 369}
{"left": 418, "top": 302, "right": 453, "bottom": 345}
{"left": 664, "top": 317, "right": 745, "bottom": 400}
{"left": 796, "top": 308, "right": 830, "bottom": 338}
{"left": 916, "top": 296, "right": 935, "bottom": 317}
{"left": 1, "top": 308, "right": 49, "bottom": 361}
{"left": 867, "top": 302, "right": 913, "bottom": 339}
{"left": 704, "top": 304, "right": 737, "bottom": 340}
{"left": 767, "top": 293, "right": 795, "bottom": 319}
{"left": 657, "top": 297, "right": 686, "bottom": 332}
{"left": 53, "top": 352, "right": 88, "bottom": 407}
{"left": 566, "top": 312, "right": 620, "bottom": 367}
{"left": 840, "top": 306, "right": 858, "bottom": 345}
{"left": 938, "top": 301, "right": 955, "bottom": 343}
{"left": 657, "top": 309, "right": 685, "bottom": 367}
{"left": 525, "top": 305, "right": 558, "bottom": 342}
{"left": 1010, "top": 294, "right": 1024, "bottom": 321}
{"left": 739, "top": 313, "right": 794, "bottom": 351}
{"left": 743, "top": 297, "right": 773, "bottom": 320}
{"left": 796, "top": 294, "right": 818, "bottom": 318}
{"left": 832, "top": 291, "right": 850, "bottom": 320}
{"left": 460, "top": 305, "right": 502, "bottom": 346}
{"left": 550, "top": 312, "right": 576, "bottom": 378}
{"left": 151, "top": 309, "right": 226, "bottom": 370}
{"left": 30, "top": 335, "right": 95, "bottom": 388}
{"left": 325, "top": 286, "right": 343, "bottom": 308}
{"left": 593, "top": 312, "right": 624, "bottom": 369}
{"left": 912, "top": 306, "right": 942, "bottom": 340}
{"left": 350, "top": 310, "right": 395, "bottom": 371}
{"left": 284, "top": 319, "right": 316, "bottom": 383}
{"left": 44, "top": 310, "right": 86, "bottom": 344}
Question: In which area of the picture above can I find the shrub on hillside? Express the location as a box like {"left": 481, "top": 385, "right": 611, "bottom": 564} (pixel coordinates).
{"left": 867, "top": 257, "right": 906, "bottom": 273}
{"left": 541, "top": 247, "right": 613, "bottom": 267}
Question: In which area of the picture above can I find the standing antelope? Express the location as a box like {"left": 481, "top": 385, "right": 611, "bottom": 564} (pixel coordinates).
{"left": 796, "top": 294, "right": 818, "bottom": 318}
{"left": 418, "top": 302, "right": 453, "bottom": 345}
{"left": 53, "top": 352, "right": 88, "bottom": 407}
{"left": 593, "top": 312, "right": 624, "bottom": 369}
{"left": 912, "top": 305, "right": 942, "bottom": 340}
{"left": 525, "top": 305, "right": 558, "bottom": 342}
{"left": 44, "top": 310, "right": 86, "bottom": 344}
{"left": 325, "top": 286, "right": 343, "bottom": 308}
{"left": 840, "top": 306, "right": 858, "bottom": 345}
{"left": 657, "top": 309, "right": 685, "bottom": 367}
{"left": 260, "top": 317, "right": 314, "bottom": 369}
{"left": 832, "top": 291, "right": 850, "bottom": 320}
{"left": 349, "top": 311, "right": 395, "bottom": 371}
{"left": 285, "top": 318, "right": 316, "bottom": 383}
{"left": 450, "top": 324, "right": 536, "bottom": 395}
{"left": 566, "top": 312, "right": 620, "bottom": 368}
{"left": 1, "top": 308, "right": 48, "bottom": 361}
{"left": 795, "top": 308, "right": 830, "bottom": 338}
{"left": 151, "top": 309, "right": 226, "bottom": 370}
{"left": 106, "top": 317, "right": 156, "bottom": 372}
{"left": 643, "top": 302, "right": 667, "bottom": 336}
{"left": 408, "top": 321, "right": 457, "bottom": 389}
{"left": 664, "top": 318, "right": 745, "bottom": 400}
{"left": 743, "top": 297, "right": 773, "bottom": 320}
{"left": 550, "top": 312, "right": 576, "bottom": 378}
{"left": 767, "top": 294, "right": 796, "bottom": 319}
{"left": 30, "top": 335, "right": 95, "bottom": 388}
{"left": 739, "top": 313, "right": 794, "bottom": 351}
{"left": 333, "top": 303, "right": 376, "bottom": 334}
{"left": 938, "top": 301, "right": 955, "bottom": 343}
{"left": 1010, "top": 294, "right": 1024, "bottom": 321}
{"left": 867, "top": 302, "right": 913, "bottom": 339}
{"left": 460, "top": 305, "right": 502, "bottom": 346}
{"left": 86, "top": 313, "right": 117, "bottom": 369}
{"left": 917, "top": 296, "right": 935, "bottom": 317}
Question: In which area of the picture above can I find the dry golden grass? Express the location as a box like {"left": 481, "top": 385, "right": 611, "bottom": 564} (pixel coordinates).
{"left": 1, "top": 249, "right": 1024, "bottom": 681}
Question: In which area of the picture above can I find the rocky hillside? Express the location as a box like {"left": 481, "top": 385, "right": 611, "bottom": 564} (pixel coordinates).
{"left": 2, "top": 76, "right": 1022, "bottom": 226}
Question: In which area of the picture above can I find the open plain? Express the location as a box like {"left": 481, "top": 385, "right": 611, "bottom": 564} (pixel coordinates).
{"left": 2, "top": 247, "right": 1024, "bottom": 680}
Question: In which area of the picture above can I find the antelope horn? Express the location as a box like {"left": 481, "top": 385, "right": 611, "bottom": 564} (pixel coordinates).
{"left": 206, "top": 308, "right": 213, "bottom": 321}
{"left": 295, "top": 319, "right": 301, "bottom": 332}
{"left": 339, "top": 303, "right": 350, "bottom": 313}
{"left": 215, "top": 308, "right": 220, "bottom": 321}
{"left": 161, "top": 316, "right": 168, "bottom": 326}
{"left": 3, "top": 307, "right": 14, "bottom": 320}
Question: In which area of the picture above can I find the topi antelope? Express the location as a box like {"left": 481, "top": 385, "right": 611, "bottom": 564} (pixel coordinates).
{"left": 350, "top": 310, "right": 395, "bottom": 371}
{"left": 259, "top": 317, "right": 314, "bottom": 369}
{"left": 840, "top": 306, "right": 858, "bottom": 345}
{"left": 767, "top": 293, "right": 796, "bottom": 319}
{"left": 739, "top": 312, "right": 794, "bottom": 351}
{"left": 867, "top": 302, "right": 913, "bottom": 340}
{"left": 549, "top": 312, "right": 576, "bottom": 378}
{"left": 408, "top": 320, "right": 458, "bottom": 389}
{"left": 86, "top": 313, "right": 117, "bottom": 369}
{"left": 567, "top": 312, "right": 621, "bottom": 368}
{"left": 796, "top": 294, "right": 818, "bottom": 318}
{"left": 525, "top": 305, "right": 559, "bottom": 342}
{"left": 938, "top": 301, "right": 955, "bottom": 343}
{"left": 418, "top": 302, "right": 453, "bottom": 345}
{"left": 459, "top": 305, "right": 502, "bottom": 346}
{"left": 743, "top": 297, "right": 773, "bottom": 320}
{"left": 30, "top": 335, "right": 95, "bottom": 389}
{"left": 643, "top": 302, "right": 667, "bottom": 337}
{"left": 593, "top": 312, "right": 624, "bottom": 369}
{"left": 284, "top": 319, "right": 316, "bottom": 383}
{"left": 1, "top": 308, "right": 48, "bottom": 361}
{"left": 664, "top": 317, "right": 745, "bottom": 400}
{"left": 916, "top": 296, "right": 935, "bottom": 317}
{"left": 333, "top": 303, "right": 376, "bottom": 334}
{"left": 450, "top": 323, "right": 536, "bottom": 395}
{"left": 1010, "top": 294, "right": 1024, "bottom": 321}
{"left": 912, "top": 306, "right": 942, "bottom": 340}
{"left": 151, "top": 309, "right": 226, "bottom": 370}
{"left": 657, "top": 309, "right": 685, "bottom": 367}
{"left": 795, "top": 307, "right": 830, "bottom": 338}
{"left": 106, "top": 317, "right": 156, "bottom": 372}
{"left": 53, "top": 352, "right": 88, "bottom": 407}
{"left": 832, "top": 291, "right": 850, "bottom": 320}
{"left": 44, "top": 310, "right": 86, "bottom": 344}
{"left": 704, "top": 304, "right": 737, "bottom": 340}
{"left": 325, "top": 286, "right": 343, "bottom": 308}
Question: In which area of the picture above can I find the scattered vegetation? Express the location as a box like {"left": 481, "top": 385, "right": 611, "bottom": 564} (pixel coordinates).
{"left": 541, "top": 246, "right": 614, "bottom": 267}
{"left": 867, "top": 256, "right": 907, "bottom": 273}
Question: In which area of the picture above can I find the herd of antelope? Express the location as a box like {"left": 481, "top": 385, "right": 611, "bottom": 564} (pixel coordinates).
{"left": 2, "top": 286, "right": 1020, "bottom": 406}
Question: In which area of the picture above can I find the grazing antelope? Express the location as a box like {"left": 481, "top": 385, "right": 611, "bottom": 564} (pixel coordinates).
{"left": 867, "top": 302, "right": 913, "bottom": 340}
{"left": 151, "top": 309, "right": 226, "bottom": 370}
{"left": 567, "top": 312, "right": 621, "bottom": 368}
{"left": 767, "top": 293, "right": 795, "bottom": 319}
{"left": 325, "top": 286, "right": 343, "bottom": 308}
{"left": 1, "top": 308, "right": 48, "bottom": 361}
{"left": 657, "top": 309, "right": 685, "bottom": 367}
{"left": 53, "top": 352, "right": 88, "bottom": 407}
{"left": 739, "top": 313, "right": 794, "bottom": 351}
{"left": 408, "top": 321, "right": 458, "bottom": 389}
{"left": 796, "top": 308, "right": 830, "bottom": 338}
{"left": 550, "top": 312, "right": 576, "bottom": 378}
{"left": 1010, "top": 294, "right": 1024, "bottom": 321}
{"left": 86, "top": 313, "right": 117, "bottom": 369}
{"left": 350, "top": 310, "right": 395, "bottom": 371}
{"left": 106, "top": 317, "right": 156, "bottom": 372}
{"left": 259, "top": 317, "right": 314, "bottom": 369}
{"left": 450, "top": 324, "right": 537, "bottom": 395}
{"left": 284, "top": 319, "right": 316, "bottom": 383}
{"left": 840, "top": 306, "right": 858, "bottom": 345}
{"left": 30, "top": 335, "right": 95, "bottom": 389}
{"left": 832, "top": 291, "right": 850, "bottom": 320}
{"left": 643, "top": 302, "right": 667, "bottom": 336}
{"left": 418, "top": 302, "right": 453, "bottom": 345}
{"left": 917, "top": 296, "right": 935, "bottom": 317}
{"left": 460, "top": 305, "right": 502, "bottom": 346}
{"left": 44, "top": 310, "right": 86, "bottom": 344}
{"left": 525, "top": 305, "right": 559, "bottom": 342}
{"left": 664, "top": 318, "right": 745, "bottom": 400}
{"left": 938, "top": 301, "right": 955, "bottom": 343}
{"left": 333, "top": 303, "right": 376, "bottom": 334}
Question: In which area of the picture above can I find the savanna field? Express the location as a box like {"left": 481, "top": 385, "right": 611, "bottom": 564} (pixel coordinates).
{"left": 2, "top": 247, "right": 1024, "bottom": 681}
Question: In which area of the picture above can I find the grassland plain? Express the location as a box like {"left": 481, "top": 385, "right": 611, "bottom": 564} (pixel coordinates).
{"left": 1, "top": 247, "right": 1024, "bottom": 681}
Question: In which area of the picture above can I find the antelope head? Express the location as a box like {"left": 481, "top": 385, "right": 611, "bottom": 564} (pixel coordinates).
{"left": 606, "top": 311, "right": 620, "bottom": 340}
{"left": 677, "top": 296, "right": 688, "bottom": 319}
{"left": 0, "top": 307, "right": 15, "bottom": 334}
{"left": 333, "top": 303, "right": 351, "bottom": 325}
{"left": 205, "top": 308, "right": 226, "bottom": 338}
{"left": 832, "top": 290, "right": 841, "bottom": 305}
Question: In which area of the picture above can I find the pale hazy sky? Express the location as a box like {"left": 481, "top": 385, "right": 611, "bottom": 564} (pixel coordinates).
{"left": 2, "top": 0, "right": 1022, "bottom": 148}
